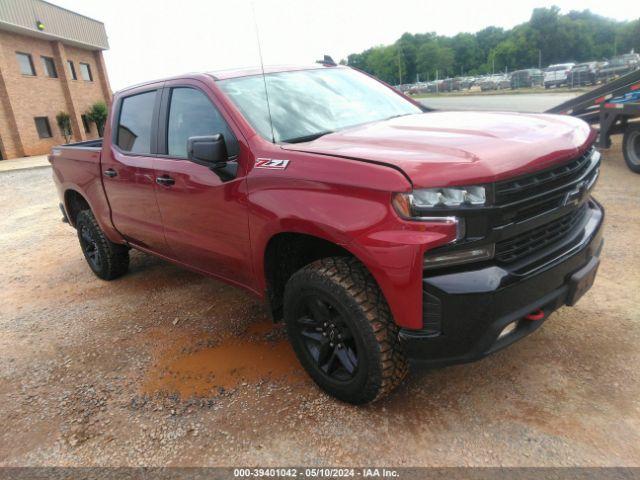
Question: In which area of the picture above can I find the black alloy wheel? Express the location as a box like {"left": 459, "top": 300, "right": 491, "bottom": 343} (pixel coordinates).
{"left": 79, "top": 223, "right": 102, "bottom": 271}
{"left": 293, "top": 294, "right": 359, "bottom": 382}
{"left": 283, "top": 257, "right": 408, "bottom": 404}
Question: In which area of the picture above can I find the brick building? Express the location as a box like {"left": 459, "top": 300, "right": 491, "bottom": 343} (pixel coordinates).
{"left": 0, "top": 0, "right": 110, "bottom": 159}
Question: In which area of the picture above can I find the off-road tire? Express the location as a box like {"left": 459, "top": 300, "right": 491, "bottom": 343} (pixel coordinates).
{"left": 283, "top": 256, "right": 408, "bottom": 404}
{"left": 623, "top": 124, "right": 640, "bottom": 174}
{"left": 76, "top": 209, "right": 129, "bottom": 280}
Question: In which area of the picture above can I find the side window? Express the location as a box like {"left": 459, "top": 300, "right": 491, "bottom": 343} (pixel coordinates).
{"left": 116, "top": 90, "right": 157, "bottom": 154}
{"left": 167, "top": 87, "right": 238, "bottom": 158}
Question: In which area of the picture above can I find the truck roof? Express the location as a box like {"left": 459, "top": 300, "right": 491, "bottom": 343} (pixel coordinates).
{"left": 114, "top": 64, "right": 339, "bottom": 95}
{"left": 209, "top": 64, "right": 336, "bottom": 80}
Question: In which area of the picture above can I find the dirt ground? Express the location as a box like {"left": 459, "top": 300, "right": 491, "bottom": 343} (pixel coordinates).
{"left": 0, "top": 140, "right": 639, "bottom": 467}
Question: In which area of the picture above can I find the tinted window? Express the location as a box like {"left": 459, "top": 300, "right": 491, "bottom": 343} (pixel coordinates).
{"left": 67, "top": 60, "right": 77, "bottom": 80}
{"left": 16, "top": 52, "right": 35, "bottom": 76}
{"left": 167, "top": 87, "right": 238, "bottom": 158}
{"left": 80, "top": 62, "right": 93, "bottom": 81}
{"left": 116, "top": 91, "right": 157, "bottom": 154}
{"left": 34, "top": 117, "right": 52, "bottom": 138}
{"left": 41, "top": 56, "right": 57, "bottom": 78}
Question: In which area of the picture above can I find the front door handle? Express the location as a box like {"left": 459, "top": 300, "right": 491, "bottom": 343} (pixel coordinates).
{"left": 103, "top": 168, "right": 117, "bottom": 178}
{"left": 156, "top": 175, "right": 175, "bottom": 186}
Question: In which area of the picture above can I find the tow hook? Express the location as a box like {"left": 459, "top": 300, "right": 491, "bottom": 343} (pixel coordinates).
{"left": 524, "top": 309, "right": 545, "bottom": 321}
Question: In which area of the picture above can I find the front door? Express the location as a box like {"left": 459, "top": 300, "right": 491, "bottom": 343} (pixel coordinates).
{"left": 101, "top": 87, "right": 168, "bottom": 253}
{"left": 152, "top": 83, "right": 253, "bottom": 287}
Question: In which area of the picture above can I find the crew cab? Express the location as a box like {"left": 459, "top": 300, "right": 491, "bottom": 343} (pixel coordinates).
{"left": 50, "top": 64, "right": 604, "bottom": 404}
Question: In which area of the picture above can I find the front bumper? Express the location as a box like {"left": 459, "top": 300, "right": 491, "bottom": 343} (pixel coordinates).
{"left": 399, "top": 198, "right": 604, "bottom": 367}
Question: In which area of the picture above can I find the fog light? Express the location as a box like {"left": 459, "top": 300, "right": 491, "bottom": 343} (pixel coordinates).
{"left": 498, "top": 321, "right": 519, "bottom": 340}
{"left": 423, "top": 244, "right": 495, "bottom": 269}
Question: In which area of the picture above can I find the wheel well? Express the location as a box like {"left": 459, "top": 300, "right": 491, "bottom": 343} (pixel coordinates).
{"left": 64, "top": 190, "right": 90, "bottom": 227}
{"left": 264, "top": 233, "right": 353, "bottom": 321}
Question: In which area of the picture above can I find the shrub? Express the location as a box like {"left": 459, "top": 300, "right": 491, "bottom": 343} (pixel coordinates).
{"left": 87, "top": 101, "right": 108, "bottom": 137}
{"left": 56, "top": 111, "right": 72, "bottom": 144}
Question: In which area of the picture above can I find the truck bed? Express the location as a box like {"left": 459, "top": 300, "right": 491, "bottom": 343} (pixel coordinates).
{"left": 57, "top": 138, "right": 103, "bottom": 149}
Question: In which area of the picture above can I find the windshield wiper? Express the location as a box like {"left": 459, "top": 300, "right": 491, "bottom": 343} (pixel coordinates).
{"left": 283, "top": 130, "right": 334, "bottom": 144}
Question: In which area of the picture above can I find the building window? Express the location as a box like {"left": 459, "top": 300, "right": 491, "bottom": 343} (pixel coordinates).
{"left": 79, "top": 62, "right": 93, "bottom": 81}
{"left": 16, "top": 52, "right": 36, "bottom": 76}
{"left": 41, "top": 56, "right": 58, "bottom": 78}
{"left": 67, "top": 60, "right": 77, "bottom": 80}
{"left": 34, "top": 117, "right": 52, "bottom": 139}
{"left": 81, "top": 114, "right": 91, "bottom": 134}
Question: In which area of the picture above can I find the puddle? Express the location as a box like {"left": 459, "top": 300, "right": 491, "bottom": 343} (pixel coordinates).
{"left": 143, "top": 321, "right": 303, "bottom": 398}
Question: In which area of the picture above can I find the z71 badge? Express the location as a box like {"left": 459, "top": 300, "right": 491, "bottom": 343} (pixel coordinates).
{"left": 255, "top": 158, "right": 290, "bottom": 170}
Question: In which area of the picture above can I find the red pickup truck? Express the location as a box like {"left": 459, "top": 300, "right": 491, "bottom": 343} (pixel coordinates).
{"left": 51, "top": 64, "right": 604, "bottom": 404}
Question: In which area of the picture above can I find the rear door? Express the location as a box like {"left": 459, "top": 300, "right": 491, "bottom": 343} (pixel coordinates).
{"left": 152, "top": 80, "right": 254, "bottom": 286}
{"left": 101, "top": 85, "right": 169, "bottom": 253}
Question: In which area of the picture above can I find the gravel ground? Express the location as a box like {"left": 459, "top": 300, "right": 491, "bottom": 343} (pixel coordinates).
{"left": 0, "top": 139, "right": 639, "bottom": 467}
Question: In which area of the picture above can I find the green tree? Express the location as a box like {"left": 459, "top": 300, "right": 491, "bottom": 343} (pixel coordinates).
{"left": 87, "top": 102, "right": 108, "bottom": 137}
{"left": 345, "top": 7, "right": 636, "bottom": 80}
{"left": 56, "top": 112, "right": 72, "bottom": 144}
{"left": 417, "top": 42, "right": 454, "bottom": 79}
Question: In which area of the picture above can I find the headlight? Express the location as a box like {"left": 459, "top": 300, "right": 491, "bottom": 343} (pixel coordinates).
{"left": 392, "top": 185, "right": 486, "bottom": 219}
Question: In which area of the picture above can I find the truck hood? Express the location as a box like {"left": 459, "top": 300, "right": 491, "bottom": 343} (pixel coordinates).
{"left": 281, "top": 111, "right": 594, "bottom": 188}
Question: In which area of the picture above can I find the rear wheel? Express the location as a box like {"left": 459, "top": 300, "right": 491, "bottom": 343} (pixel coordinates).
{"left": 283, "top": 257, "right": 408, "bottom": 404}
{"left": 623, "top": 124, "right": 640, "bottom": 174}
{"left": 76, "top": 210, "right": 129, "bottom": 280}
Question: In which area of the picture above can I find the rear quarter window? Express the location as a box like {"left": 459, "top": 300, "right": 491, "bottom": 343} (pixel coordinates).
{"left": 116, "top": 91, "right": 157, "bottom": 154}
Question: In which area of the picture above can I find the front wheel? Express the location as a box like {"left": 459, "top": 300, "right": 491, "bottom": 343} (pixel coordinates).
{"left": 283, "top": 257, "right": 408, "bottom": 404}
{"left": 76, "top": 210, "right": 130, "bottom": 280}
{"left": 623, "top": 124, "right": 640, "bottom": 174}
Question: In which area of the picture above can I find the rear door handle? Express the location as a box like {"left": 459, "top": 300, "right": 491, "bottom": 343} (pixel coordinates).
{"left": 156, "top": 175, "right": 175, "bottom": 186}
{"left": 103, "top": 168, "right": 117, "bottom": 178}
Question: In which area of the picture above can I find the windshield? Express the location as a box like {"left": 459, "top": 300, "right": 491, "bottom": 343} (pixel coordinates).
{"left": 218, "top": 68, "right": 421, "bottom": 143}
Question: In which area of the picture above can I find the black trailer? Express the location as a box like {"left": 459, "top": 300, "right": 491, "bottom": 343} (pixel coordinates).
{"left": 546, "top": 69, "right": 640, "bottom": 173}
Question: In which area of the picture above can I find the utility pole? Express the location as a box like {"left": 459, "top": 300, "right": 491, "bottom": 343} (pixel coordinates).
{"left": 538, "top": 49, "right": 542, "bottom": 69}
{"left": 492, "top": 56, "right": 495, "bottom": 75}
{"left": 397, "top": 44, "right": 403, "bottom": 85}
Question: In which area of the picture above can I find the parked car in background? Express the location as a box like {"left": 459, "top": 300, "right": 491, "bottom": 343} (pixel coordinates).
{"left": 456, "top": 76, "right": 477, "bottom": 90}
{"left": 598, "top": 53, "right": 640, "bottom": 81}
{"left": 544, "top": 63, "right": 575, "bottom": 88}
{"left": 621, "top": 52, "right": 640, "bottom": 70}
{"left": 511, "top": 69, "right": 544, "bottom": 89}
{"left": 479, "top": 75, "right": 510, "bottom": 91}
{"left": 407, "top": 82, "right": 429, "bottom": 95}
{"left": 568, "top": 62, "right": 599, "bottom": 86}
{"left": 439, "top": 78, "right": 461, "bottom": 92}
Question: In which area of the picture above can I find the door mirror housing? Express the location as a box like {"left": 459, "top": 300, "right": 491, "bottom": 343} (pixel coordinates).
{"left": 187, "top": 134, "right": 228, "bottom": 168}
{"left": 186, "top": 134, "right": 238, "bottom": 182}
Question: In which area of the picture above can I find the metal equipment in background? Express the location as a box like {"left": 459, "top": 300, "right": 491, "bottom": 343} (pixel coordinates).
{"left": 547, "top": 69, "right": 640, "bottom": 173}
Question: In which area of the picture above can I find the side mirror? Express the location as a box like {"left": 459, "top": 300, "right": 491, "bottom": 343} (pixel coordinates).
{"left": 187, "top": 134, "right": 238, "bottom": 182}
{"left": 187, "top": 134, "right": 228, "bottom": 168}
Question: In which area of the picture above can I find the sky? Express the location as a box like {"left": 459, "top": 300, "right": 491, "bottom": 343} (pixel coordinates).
{"left": 50, "top": 0, "right": 638, "bottom": 90}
